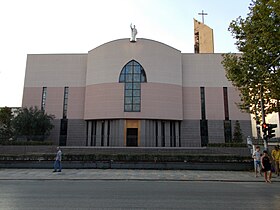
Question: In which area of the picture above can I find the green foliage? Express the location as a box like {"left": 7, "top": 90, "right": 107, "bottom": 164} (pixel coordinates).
{"left": 232, "top": 120, "right": 244, "bottom": 143}
{"left": 12, "top": 106, "right": 55, "bottom": 141}
{"left": 207, "top": 143, "right": 247, "bottom": 147}
{"left": 222, "top": 0, "right": 280, "bottom": 120}
{"left": 0, "top": 107, "right": 14, "bottom": 140}
{"left": 0, "top": 140, "right": 53, "bottom": 145}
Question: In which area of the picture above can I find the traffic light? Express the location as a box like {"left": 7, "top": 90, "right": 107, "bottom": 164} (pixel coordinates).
{"left": 267, "top": 124, "right": 277, "bottom": 139}
{"left": 262, "top": 123, "right": 268, "bottom": 140}
{"left": 262, "top": 123, "right": 268, "bottom": 133}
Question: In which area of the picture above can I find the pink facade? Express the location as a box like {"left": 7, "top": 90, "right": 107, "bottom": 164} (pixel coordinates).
{"left": 22, "top": 87, "right": 42, "bottom": 108}
{"left": 68, "top": 87, "right": 85, "bottom": 119}
{"left": 22, "top": 38, "right": 252, "bottom": 147}
{"left": 183, "top": 87, "right": 201, "bottom": 119}
{"left": 84, "top": 82, "right": 182, "bottom": 120}
{"left": 205, "top": 87, "right": 224, "bottom": 120}
{"left": 228, "top": 87, "right": 251, "bottom": 120}
{"left": 84, "top": 83, "right": 123, "bottom": 120}
{"left": 140, "top": 83, "right": 182, "bottom": 120}
{"left": 44, "top": 87, "right": 64, "bottom": 119}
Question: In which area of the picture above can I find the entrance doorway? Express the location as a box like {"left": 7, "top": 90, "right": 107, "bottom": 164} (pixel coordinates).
{"left": 126, "top": 128, "right": 138, "bottom": 147}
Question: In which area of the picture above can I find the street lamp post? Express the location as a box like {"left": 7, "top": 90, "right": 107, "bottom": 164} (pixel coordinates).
{"left": 259, "top": 85, "right": 268, "bottom": 150}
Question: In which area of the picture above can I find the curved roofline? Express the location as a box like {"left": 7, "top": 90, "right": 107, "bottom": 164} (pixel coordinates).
{"left": 88, "top": 38, "right": 181, "bottom": 53}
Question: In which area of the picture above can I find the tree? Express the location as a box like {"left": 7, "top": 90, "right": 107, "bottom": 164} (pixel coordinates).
{"left": 0, "top": 107, "right": 14, "bottom": 140}
{"left": 12, "top": 106, "right": 55, "bottom": 141}
{"left": 232, "top": 120, "right": 244, "bottom": 143}
{"left": 222, "top": 0, "right": 280, "bottom": 121}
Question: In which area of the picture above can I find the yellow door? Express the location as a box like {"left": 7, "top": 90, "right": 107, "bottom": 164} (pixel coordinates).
{"left": 125, "top": 120, "right": 140, "bottom": 146}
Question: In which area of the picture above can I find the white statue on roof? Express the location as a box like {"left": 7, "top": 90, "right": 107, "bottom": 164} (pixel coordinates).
{"left": 130, "top": 23, "right": 137, "bottom": 42}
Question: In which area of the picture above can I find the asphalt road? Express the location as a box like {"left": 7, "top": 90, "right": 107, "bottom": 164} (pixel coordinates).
{"left": 0, "top": 180, "right": 279, "bottom": 210}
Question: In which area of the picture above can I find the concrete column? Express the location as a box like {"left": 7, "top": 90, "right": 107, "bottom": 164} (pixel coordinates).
{"left": 95, "top": 121, "right": 102, "bottom": 146}
{"left": 104, "top": 120, "right": 109, "bottom": 147}
{"left": 119, "top": 120, "right": 125, "bottom": 146}
{"left": 175, "top": 121, "right": 180, "bottom": 147}
{"left": 140, "top": 120, "right": 146, "bottom": 147}
{"left": 165, "top": 121, "right": 171, "bottom": 147}
{"left": 158, "top": 121, "right": 162, "bottom": 147}
{"left": 87, "top": 121, "right": 92, "bottom": 146}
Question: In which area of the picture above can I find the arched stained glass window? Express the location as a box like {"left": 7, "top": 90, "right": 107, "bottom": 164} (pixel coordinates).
{"left": 119, "top": 60, "right": 147, "bottom": 112}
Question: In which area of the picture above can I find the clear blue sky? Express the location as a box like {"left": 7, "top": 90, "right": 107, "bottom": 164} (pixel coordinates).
{"left": 0, "top": 0, "right": 252, "bottom": 107}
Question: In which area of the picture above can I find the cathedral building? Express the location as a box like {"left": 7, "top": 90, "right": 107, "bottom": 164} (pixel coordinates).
{"left": 22, "top": 22, "right": 252, "bottom": 147}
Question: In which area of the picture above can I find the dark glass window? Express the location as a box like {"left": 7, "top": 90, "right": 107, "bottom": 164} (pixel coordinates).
{"left": 200, "top": 87, "right": 206, "bottom": 120}
{"left": 170, "top": 121, "right": 176, "bottom": 147}
{"left": 223, "top": 87, "right": 229, "bottom": 120}
{"left": 200, "top": 87, "right": 208, "bottom": 146}
{"left": 41, "top": 87, "right": 47, "bottom": 111}
{"left": 200, "top": 119, "right": 208, "bottom": 146}
{"left": 63, "top": 87, "right": 69, "bottom": 119}
{"left": 59, "top": 119, "right": 68, "bottom": 146}
{"left": 119, "top": 60, "right": 147, "bottom": 112}
{"left": 224, "top": 120, "right": 232, "bottom": 143}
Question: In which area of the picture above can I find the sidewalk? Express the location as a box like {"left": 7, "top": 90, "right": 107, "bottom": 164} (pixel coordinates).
{"left": 0, "top": 169, "right": 279, "bottom": 182}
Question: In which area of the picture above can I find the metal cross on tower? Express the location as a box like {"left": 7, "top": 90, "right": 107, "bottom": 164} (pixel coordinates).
{"left": 198, "top": 10, "right": 208, "bottom": 24}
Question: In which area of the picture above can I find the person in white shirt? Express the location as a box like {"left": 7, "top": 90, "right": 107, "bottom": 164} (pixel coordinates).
{"left": 53, "top": 147, "right": 62, "bottom": 172}
{"left": 252, "top": 146, "right": 262, "bottom": 177}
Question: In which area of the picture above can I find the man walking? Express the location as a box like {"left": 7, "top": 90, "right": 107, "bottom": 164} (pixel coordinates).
{"left": 53, "top": 147, "right": 62, "bottom": 172}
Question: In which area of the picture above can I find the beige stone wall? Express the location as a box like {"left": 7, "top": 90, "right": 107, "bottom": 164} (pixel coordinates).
{"left": 182, "top": 53, "right": 232, "bottom": 87}
{"left": 86, "top": 38, "right": 182, "bottom": 86}
{"left": 24, "top": 54, "right": 87, "bottom": 87}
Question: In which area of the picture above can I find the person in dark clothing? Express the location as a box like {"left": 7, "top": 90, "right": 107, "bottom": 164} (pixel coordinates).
{"left": 261, "top": 150, "right": 272, "bottom": 183}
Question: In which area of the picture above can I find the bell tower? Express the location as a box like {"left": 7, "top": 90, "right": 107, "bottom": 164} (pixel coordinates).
{"left": 194, "top": 12, "right": 214, "bottom": 53}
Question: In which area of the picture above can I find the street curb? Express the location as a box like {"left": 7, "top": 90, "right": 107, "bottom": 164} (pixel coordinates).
{"left": 0, "top": 161, "right": 253, "bottom": 171}
{"left": 0, "top": 178, "right": 279, "bottom": 183}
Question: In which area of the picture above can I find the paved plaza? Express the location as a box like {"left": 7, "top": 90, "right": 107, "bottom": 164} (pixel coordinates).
{"left": 0, "top": 169, "right": 279, "bottom": 182}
